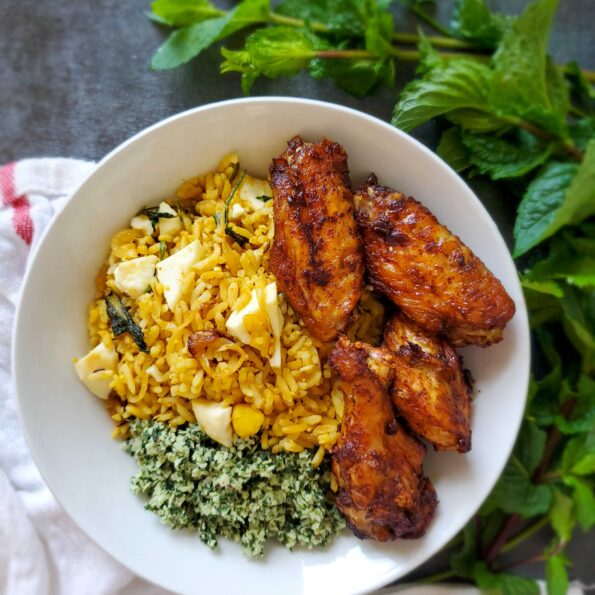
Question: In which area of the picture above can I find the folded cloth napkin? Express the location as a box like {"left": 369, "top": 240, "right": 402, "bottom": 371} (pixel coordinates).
{"left": 0, "top": 158, "right": 168, "bottom": 595}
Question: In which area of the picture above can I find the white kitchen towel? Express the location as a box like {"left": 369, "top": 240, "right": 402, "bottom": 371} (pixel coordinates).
{"left": 0, "top": 158, "right": 168, "bottom": 595}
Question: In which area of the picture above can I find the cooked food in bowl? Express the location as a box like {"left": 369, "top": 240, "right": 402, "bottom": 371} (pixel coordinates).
{"left": 74, "top": 136, "right": 515, "bottom": 557}
{"left": 270, "top": 136, "right": 364, "bottom": 342}
{"left": 354, "top": 176, "right": 515, "bottom": 347}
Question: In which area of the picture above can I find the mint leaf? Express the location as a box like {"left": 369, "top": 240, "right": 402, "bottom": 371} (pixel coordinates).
{"left": 566, "top": 224, "right": 595, "bottom": 256}
{"left": 489, "top": 0, "right": 568, "bottom": 137}
{"left": 474, "top": 562, "right": 540, "bottom": 595}
{"left": 482, "top": 420, "right": 550, "bottom": 516}
{"left": 547, "top": 555, "right": 569, "bottom": 595}
{"left": 561, "top": 287, "right": 595, "bottom": 370}
{"left": 450, "top": 0, "right": 511, "bottom": 48}
{"left": 565, "top": 60, "right": 595, "bottom": 108}
{"left": 539, "top": 258, "right": 595, "bottom": 289}
{"left": 310, "top": 56, "right": 394, "bottom": 97}
{"left": 556, "top": 408, "right": 595, "bottom": 434}
{"left": 275, "top": 0, "right": 367, "bottom": 36}
{"left": 450, "top": 522, "right": 477, "bottom": 579}
{"left": 152, "top": 17, "right": 228, "bottom": 69}
{"left": 555, "top": 376, "right": 595, "bottom": 435}
{"left": 521, "top": 277, "right": 564, "bottom": 299}
{"left": 150, "top": 0, "right": 223, "bottom": 27}
{"left": 569, "top": 117, "right": 595, "bottom": 151}
{"left": 364, "top": 0, "right": 394, "bottom": 56}
{"left": 482, "top": 456, "right": 551, "bottom": 516}
{"left": 525, "top": 237, "right": 595, "bottom": 289}
{"left": 562, "top": 431, "right": 595, "bottom": 476}
{"left": 523, "top": 287, "right": 562, "bottom": 329}
{"left": 217, "top": 0, "right": 270, "bottom": 36}
{"left": 550, "top": 488, "right": 575, "bottom": 541}
{"left": 516, "top": 420, "right": 547, "bottom": 473}
{"left": 151, "top": 0, "right": 269, "bottom": 70}
{"left": 437, "top": 128, "right": 472, "bottom": 173}
{"left": 461, "top": 129, "right": 552, "bottom": 180}
{"left": 513, "top": 162, "right": 578, "bottom": 257}
{"left": 545, "top": 57, "right": 571, "bottom": 122}
{"left": 392, "top": 58, "right": 500, "bottom": 132}
{"left": 549, "top": 139, "right": 595, "bottom": 231}
{"left": 416, "top": 28, "right": 442, "bottom": 74}
{"left": 563, "top": 476, "right": 595, "bottom": 530}
{"left": 222, "top": 27, "right": 318, "bottom": 93}
{"left": 275, "top": 0, "right": 395, "bottom": 97}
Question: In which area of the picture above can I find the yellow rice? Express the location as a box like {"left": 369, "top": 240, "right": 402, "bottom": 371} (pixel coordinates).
{"left": 88, "top": 153, "right": 385, "bottom": 455}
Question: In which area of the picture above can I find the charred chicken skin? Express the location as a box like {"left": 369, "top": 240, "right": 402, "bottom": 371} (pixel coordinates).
{"left": 354, "top": 176, "right": 515, "bottom": 347}
{"left": 383, "top": 312, "right": 472, "bottom": 453}
{"left": 269, "top": 136, "right": 364, "bottom": 342}
{"left": 329, "top": 337, "right": 437, "bottom": 540}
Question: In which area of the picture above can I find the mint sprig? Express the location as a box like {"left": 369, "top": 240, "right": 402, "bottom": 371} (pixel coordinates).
{"left": 145, "top": 0, "right": 595, "bottom": 591}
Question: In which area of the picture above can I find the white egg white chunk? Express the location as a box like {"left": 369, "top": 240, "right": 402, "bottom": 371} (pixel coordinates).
{"left": 264, "top": 282, "right": 283, "bottom": 369}
{"left": 113, "top": 255, "right": 158, "bottom": 299}
{"left": 130, "top": 215, "right": 154, "bottom": 236}
{"left": 226, "top": 281, "right": 283, "bottom": 368}
{"left": 192, "top": 400, "right": 233, "bottom": 447}
{"left": 229, "top": 203, "right": 246, "bottom": 221}
{"left": 156, "top": 240, "right": 201, "bottom": 310}
{"left": 226, "top": 290, "right": 260, "bottom": 346}
{"left": 238, "top": 176, "right": 272, "bottom": 211}
{"left": 74, "top": 342, "right": 118, "bottom": 399}
{"left": 158, "top": 202, "right": 183, "bottom": 237}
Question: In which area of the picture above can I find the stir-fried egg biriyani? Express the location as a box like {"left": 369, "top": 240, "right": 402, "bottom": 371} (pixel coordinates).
{"left": 74, "top": 153, "right": 384, "bottom": 557}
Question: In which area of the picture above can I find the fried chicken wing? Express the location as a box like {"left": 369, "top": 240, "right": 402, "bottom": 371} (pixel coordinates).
{"left": 329, "top": 337, "right": 437, "bottom": 540}
{"left": 354, "top": 176, "right": 515, "bottom": 347}
{"left": 383, "top": 312, "right": 472, "bottom": 453}
{"left": 269, "top": 136, "right": 364, "bottom": 342}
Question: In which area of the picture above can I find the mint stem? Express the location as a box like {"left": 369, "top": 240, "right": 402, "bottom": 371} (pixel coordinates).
{"left": 268, "top": 11, "right": 330, "bottom": 33}
{"left": 569, "top": 105, "right": 589, "bottom": 118}
{"left": 316, "top": 49, "right": 377, "bottom": 59}
{"left": 268, "top": 11, "right": 481, "bottom": 50}
{"left": 418, "top": 569, "right": 457, "bottom": 584}
{"left": 500, "top": 516, "right": 549, "bottom": 554}
{"left": 499, "top": 539, "right": 567, "bottom": 572}
{"left": 316, "top": 47, "right": 488, "bottom": 62}
{"left": 485, "top": 514, "right": 522, "bottom": 567}
{"left": 268, "top": 10, "right": 595, "bottom": 84}
{"left": 410, "top": 4, "right": 452, "bottom": 37}
{"left": 533, "top": 398, "right": 576, "bottom": 480}
{"left": 502, "top": 116, "right": 585, "bottom": 162}
{"left": 499, "top": 551, "right": 545, "bottom": 572}
{"left": 394, "top": 31, "right": 482, "bottom": 50}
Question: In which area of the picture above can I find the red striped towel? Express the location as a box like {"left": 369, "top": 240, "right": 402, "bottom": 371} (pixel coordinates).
{"left": 0, "top": 159, "right": 166, "bottom": 595}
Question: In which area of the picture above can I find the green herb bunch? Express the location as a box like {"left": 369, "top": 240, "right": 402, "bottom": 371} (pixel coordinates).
{"left": 146, "top": 0, "right": 595, "bottom": 592}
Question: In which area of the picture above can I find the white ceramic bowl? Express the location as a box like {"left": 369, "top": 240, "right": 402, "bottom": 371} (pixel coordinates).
{"left": 13, "top": 98, "right": 530, "bottom": 595}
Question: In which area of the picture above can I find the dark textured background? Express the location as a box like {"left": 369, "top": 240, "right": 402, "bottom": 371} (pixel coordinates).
{"left": 1, "top": 0, "right": 593, "bottom": 590}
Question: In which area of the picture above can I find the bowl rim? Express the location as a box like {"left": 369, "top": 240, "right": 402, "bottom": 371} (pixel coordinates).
{"left": 12, "top": 96, "right": 530, "bottom": 594}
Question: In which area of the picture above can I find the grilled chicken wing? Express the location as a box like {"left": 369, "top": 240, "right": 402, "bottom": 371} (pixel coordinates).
{"left": 329, "top": 337, "right": 437, "bottom": 540}
{"left": 269, "top": 136, "right": 364, "bottom": 342}
{"left": 354, "top": 176, "right": 515, "bottom": 347}
{"left": 383, "top": 312, "right": 472, "bottom": 453}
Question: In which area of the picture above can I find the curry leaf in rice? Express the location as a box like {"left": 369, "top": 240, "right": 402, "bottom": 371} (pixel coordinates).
{"left": 225, "top": 226, "right": 249, "bottom": 246}
{"left": 105, "top": 293, "right": 149, "bottom": 353}
{"left": 222, "top": 169, "right": 249, "bottom": 246}
{"left": 139, "top": 205, "right": 177, "bottom": 230}
{"left": 159, "top": 240, "right": 168, "bottom": 259}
